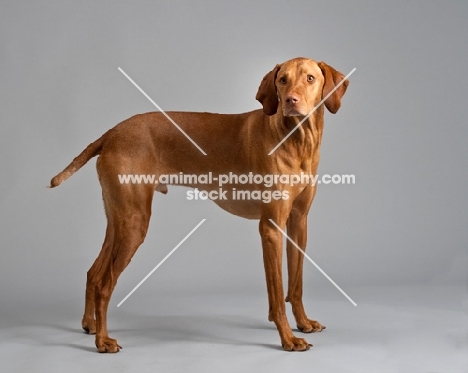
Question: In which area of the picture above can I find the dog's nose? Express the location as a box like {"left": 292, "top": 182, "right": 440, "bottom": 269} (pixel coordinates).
{"left": 285, "top": 94, "right": 299, "bottom": 104}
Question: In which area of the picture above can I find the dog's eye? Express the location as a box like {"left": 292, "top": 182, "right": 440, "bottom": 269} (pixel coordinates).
{"left": 307, "top": 75, "right": 315, "bottom": 82}
{"left": 279, "top": 77, "right": 287, "bottom": 84}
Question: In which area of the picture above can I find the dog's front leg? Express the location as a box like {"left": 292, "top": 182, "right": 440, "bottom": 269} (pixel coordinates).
{"left": 259, "top": 215, "right": 311, "bottom": 351}
{"left": 285, "top": 185, "right": 326, "bottom": 333}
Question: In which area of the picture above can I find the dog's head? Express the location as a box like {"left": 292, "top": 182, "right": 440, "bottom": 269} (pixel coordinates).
{"left": 256, "top": 58, "right": 349, "bottom": 116}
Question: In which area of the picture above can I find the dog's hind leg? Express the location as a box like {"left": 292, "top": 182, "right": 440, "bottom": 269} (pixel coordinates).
{"left": 84, "top": 151, "right": 155, "bottom": 352}
{"left": 82, "top": 223, "right": 114, "bottom": 335}
{"left": 94, "top": 186, "right": 153, "bottom": 353}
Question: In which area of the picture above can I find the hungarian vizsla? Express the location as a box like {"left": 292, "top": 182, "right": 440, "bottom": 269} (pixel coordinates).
{"left": 50, "top": 57, "right": 349, "bottom": 352}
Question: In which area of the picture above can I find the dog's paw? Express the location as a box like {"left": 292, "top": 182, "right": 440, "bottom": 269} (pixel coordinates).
{"left": 82, "top": 317, "right": 96, "bottom": 335}
{"left": 297, "top": 319, "right": 326, "bottom": 333}
{"left": 95, "top": 336, "right": 122, "bottom": 353}
{"left": 282, "top": 337, "right": 312, "bottom": 352}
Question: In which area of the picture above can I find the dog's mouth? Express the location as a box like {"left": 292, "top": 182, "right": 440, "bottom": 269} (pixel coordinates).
{"left": 283, "top": 107, "right": 307, "bottom": 117}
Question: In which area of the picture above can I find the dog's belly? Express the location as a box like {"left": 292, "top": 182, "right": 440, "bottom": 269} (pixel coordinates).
{"left": 165, "top": 183, "right": 264, "bottom": 219}
{"left": 212, "top": 198, "right": 262, "bottom": 220}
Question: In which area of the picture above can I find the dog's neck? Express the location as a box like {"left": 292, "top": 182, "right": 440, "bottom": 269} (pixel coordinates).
{"left": 272, "top": 107, "right": 325, "bottom": 172}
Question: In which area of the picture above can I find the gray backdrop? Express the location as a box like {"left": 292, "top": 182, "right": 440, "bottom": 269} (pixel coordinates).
{"left": 1, "top": 1, "right": 467, "bottom": 372}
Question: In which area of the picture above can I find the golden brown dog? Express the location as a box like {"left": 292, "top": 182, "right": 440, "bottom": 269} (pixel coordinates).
{"left": 50, "top": 57, "right": 349, "bottom": 352}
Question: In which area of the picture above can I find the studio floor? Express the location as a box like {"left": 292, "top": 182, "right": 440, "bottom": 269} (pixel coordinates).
{"left": 1, "top": 285, "right": 467, "bottom": 373}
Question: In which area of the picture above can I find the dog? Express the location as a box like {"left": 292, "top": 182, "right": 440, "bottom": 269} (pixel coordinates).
{"left": 50, "top": 57, "right": 349, "bottom": 352}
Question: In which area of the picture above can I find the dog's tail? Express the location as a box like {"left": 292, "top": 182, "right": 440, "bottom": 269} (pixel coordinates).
{"left": 49, "top": 135, "right": 104, "bottom": 188}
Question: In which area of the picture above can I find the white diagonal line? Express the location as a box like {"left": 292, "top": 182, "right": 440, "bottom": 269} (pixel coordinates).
{"left": 268, "top": 219, "right": 357, "bottom": 306}
{"left": 268, "top": 68, "right": 356, "bottom": 155}
{"left": 118, "top": 67, "right": 207, "bottom": 155}
{"left": 117, "top": 219, "right": 206, "bottom": 307}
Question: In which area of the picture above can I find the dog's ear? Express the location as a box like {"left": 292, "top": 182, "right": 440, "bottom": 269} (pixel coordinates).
{"left": 318, "top": 62, "right": 349, "bottom": 114}
{"left": 256, "top": 64, "right": 281, "bottom": 116}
